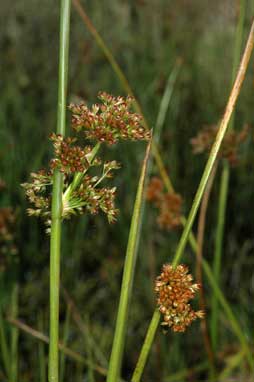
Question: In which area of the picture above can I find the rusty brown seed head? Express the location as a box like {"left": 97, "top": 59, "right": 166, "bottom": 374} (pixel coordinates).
{"left": 146, "top": 177, "right": 182, "bottom": 231}
{"left": 155, "top": 263, "right": 204, "bottom": 332}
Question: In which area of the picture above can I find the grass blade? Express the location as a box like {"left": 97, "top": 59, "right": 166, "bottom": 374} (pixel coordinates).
{"left": 154, "top": 60, "right": 181, "bottom": 145}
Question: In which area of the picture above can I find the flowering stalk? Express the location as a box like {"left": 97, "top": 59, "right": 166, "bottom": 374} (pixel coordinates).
{"left": 49, "top": 1, "right": 71, "bottom": 381}
{"left": 131, "top": 19, "right": 254, "bottom": 382}
{"left": 23, "top": 90, "right": 151, "bottom": 379}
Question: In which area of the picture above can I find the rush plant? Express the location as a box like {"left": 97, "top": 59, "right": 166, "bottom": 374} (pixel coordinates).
{"left": 13, "top": 2, "right": 254, "bottom": 382}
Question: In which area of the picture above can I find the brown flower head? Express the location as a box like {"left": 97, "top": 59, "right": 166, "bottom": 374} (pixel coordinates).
{"left": 69, "top": 92, "right": 151, "bottom": 144}
{"left": 0, "top": 207, "right": 18, "bottom": 271}
{"left": 49, "top": 133, "right": 101, "bottom": 173}
{"left": 155, "top": 264, "right": 204, "bottom": 332}
{"left": 23, "top": 92, "right": 149, "bottom": 230}
{"left": 146, "top": 176, "right": 164, "bottom": 205}
{"left": 190, "top": 124, "right": 249, "bottom": 166}
{"left": 146, "top": 177, "right": 182, "bottom": 230}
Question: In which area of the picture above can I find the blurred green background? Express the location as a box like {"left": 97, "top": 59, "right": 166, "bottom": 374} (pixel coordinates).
{"left": 1, "top": 1, "right": 254, "bottom": 381}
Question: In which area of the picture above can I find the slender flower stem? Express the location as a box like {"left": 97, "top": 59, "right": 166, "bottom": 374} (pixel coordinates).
{"left": 131, "top": 311, "right": 160, "bottom": 382}
{"left": 131, "top": 19, "right": 254, "bottom": 381}
{"left": 211, "top": 0, "right": 246, "bottom": 352}
{"left": 107, "top": 140, "right": 152, "bottom": 382}
{"left": 49, "top": 1, "right": 71, "bottom": 382}
{"left": 154, "top": 60, "right": 182, "bottom": 145}
{"left": 211, "top": 161, "right": 229, "bottom": 350}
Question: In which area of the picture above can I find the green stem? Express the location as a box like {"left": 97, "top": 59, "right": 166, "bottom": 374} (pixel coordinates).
{"left": 211, "top": 162, "right": 229, "bottom": 350}
{"left": 230, "top": 0, "right": 246, "bottom": 130}
{"left": 131, "top": 311, "right": 160, "bottom": 382}
{"left": 154, "top": 61, "right": 181, "bottom": 145}
{"left": 106, "top": 140, "right": 152, "bottom": 382}
{"left": 131, "top": 19, "right": 254, "bottom": 381}
{"left": 211, "top": 0, "right": 246, "bottom": 351}
{"left": 49, "top": 1, "right": 71, "bottom": 382}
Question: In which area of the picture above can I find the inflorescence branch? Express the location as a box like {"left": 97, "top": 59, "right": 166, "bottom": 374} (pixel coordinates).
{"left": 22, "top": 92, "right": 151, "bottom": 231}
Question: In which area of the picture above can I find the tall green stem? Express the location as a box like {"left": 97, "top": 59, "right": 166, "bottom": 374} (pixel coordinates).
{"left": 49, "top": 1, "right": 71, "bottom": 382}
{"left": 131, "top": 19, "right": 254, "bottom": 382}
{"left": 211, "top": 161, "right": 229, "bottom": 350}
{"left": 106, "top": 141, "right": 152, "bottom": 382}
{"left": 211, "top": 0, "right": 246, "bottom": 351}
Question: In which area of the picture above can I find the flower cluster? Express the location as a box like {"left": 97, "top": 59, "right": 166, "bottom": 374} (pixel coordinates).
{"left": 155, "top": 264, "right": 204, "bottom": 332}
{"left": 146, "top": 177, "right": 182, "bottom": 230}
{"left": 22, "top": 154, "right": 120, "bottom": 229}
{"left": 23, "top": 92, "right": 150, "bottom": 229}
{"left": 69, "top": 92, "right": 151, "bottom": 144}
{"left": 50, "top": 134, "right": 91, "bottom": 173}
{"left": 190, "top": 124, "right": 249, "bottom": 166}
